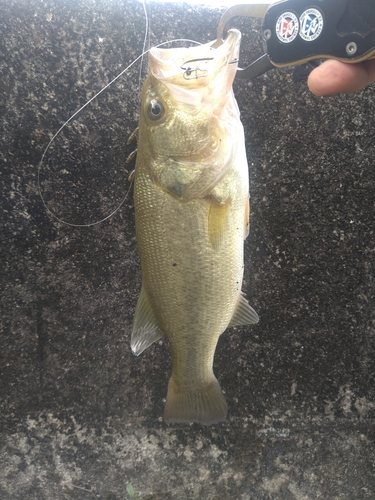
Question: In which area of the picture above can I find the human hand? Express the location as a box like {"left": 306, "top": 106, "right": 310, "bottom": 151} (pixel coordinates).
{"left": 307, "top": 59, "right": 375, "bottom": 96}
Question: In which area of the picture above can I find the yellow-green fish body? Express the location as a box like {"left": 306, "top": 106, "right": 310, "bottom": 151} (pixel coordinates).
{"left": 131, "top": 30, "right": 258, "bottom": 425}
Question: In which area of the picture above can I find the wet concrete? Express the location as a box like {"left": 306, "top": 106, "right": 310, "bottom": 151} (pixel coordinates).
{"left": 1, "top": 0, "right": 375, "bottom": 498}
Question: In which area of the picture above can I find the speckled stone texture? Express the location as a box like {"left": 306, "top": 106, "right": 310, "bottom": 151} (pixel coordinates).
{"left": 1, "top": 0, "right": 375, "bottom": 499}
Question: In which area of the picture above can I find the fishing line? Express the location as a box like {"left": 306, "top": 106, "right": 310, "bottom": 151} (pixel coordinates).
{"left": 38, "top": 2, "right": 150, "bottom": 228}
{"left": 38, "top": 5, "right": 202, "bottom": 227}
{"left": 138, "top": 0, "right": 150, "bottom": 97}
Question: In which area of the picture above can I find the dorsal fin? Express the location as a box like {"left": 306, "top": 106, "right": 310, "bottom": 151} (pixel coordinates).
{"left": 131, "top": 286, "right": 164, "bottom": 356}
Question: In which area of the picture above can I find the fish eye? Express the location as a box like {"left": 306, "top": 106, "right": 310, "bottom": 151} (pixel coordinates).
{"left": 147, "top": 99, "right": 165, "bottom": 121}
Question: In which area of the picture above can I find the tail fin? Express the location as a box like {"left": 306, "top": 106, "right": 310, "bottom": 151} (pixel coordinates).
{"left": 164, "top": 376, "right": 227, "bottom": 426}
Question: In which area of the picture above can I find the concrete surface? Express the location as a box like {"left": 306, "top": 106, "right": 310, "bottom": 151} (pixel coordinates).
{"left": 1, "top": 0, "right": 375, "bottom": 498}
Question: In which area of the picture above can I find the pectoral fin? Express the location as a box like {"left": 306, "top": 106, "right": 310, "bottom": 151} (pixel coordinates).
{"left": 228, "top": 293, "right": 259, "bottom": 327}
{"left": 131, "top": 286, "right": 164, "bottom": 356}
{"left": 207, "top": 200, "right": 230, "bottom": 251}
{"left": 244, "top": 197, "right": 250, "bottom": 239}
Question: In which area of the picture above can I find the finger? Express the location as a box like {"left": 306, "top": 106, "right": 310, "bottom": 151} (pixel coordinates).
{"left": 307, "top": 59, "right": 375, "bottom": 96}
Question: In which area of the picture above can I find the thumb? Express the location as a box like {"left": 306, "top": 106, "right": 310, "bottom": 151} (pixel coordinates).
{"left": 308, "top": 59, "right": 375, "bottom": 96}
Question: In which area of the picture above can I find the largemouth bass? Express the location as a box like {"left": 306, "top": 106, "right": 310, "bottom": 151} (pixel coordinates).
{"left": 131, "top": 29, "right": 258, "bottom": 425}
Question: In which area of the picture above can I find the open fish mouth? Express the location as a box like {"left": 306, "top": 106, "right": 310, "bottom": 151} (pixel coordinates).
{"left": 148, "top": 29, "right": 241, "bottom": 101}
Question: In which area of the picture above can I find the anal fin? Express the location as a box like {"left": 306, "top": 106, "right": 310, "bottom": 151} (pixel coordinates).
{"left": 131, "top": 286, "right": 164, "bottom": 356}
{"left": 228, "top": 293, "right": 259, "bottom": 327}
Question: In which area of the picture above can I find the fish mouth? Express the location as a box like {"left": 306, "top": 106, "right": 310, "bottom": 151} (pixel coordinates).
{"left": 148, "top": 29, "right": 241, "bottom": 96}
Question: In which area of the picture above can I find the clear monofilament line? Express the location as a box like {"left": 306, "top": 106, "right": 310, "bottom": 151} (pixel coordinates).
{"left": 38, "top": 38, "right": 202, "bottom": 227}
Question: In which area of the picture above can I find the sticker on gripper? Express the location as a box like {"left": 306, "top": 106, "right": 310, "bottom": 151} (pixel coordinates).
{"left": 275, "top": 12, "right": 299, "bottom": 44}
{"left": 299, "top": 8, "right": 324, "bottom": 42}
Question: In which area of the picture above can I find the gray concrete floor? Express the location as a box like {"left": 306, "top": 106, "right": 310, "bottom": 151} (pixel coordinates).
{"left": 1, "top": 1, "right": 375, "bottom": 498}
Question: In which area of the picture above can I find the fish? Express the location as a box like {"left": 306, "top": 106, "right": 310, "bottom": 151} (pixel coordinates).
{"left": 131, "top": 29, "right": 259, "bottom": 425}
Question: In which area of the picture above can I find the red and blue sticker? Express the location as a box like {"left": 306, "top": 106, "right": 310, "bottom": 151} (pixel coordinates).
{"left": 276, "top": 8, "right": 324, "bottom": 44}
